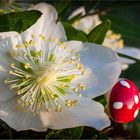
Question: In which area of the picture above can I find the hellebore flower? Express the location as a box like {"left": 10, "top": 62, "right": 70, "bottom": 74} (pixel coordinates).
{"left": 68, "top": 6, "right": 100, "bottom": 34}
{"left": 0, "top": 3, "right": 121, "bottom": 131}
{"left": 69, "top": 7, "right": 140, "bottom": 70}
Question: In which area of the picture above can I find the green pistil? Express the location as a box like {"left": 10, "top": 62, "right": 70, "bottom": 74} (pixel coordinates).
{"left": 57, "top": 74, "right": 76, "bottom": 83}
{"left": 55, "top": 86, "right": 67, "bottom": 95}
{"left": 49, "top": 53, "right": 56, "bottom": 62}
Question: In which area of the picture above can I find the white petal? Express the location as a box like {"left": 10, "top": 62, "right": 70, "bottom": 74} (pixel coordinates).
{"left": 0, "top": 97, "right": 46, "bottom": 131}
{"left": 0, "top": 32, "right": 22, "bottom": 66}
{"left": 0, "top": 73, "right": 16, "bottom": 101}
{"left": 120, "top": 64, "right": 129, "bottom": 70}
{"left": 69, "top": 7, "right": 101, "bottom": 34}
{"left": 21, "top": 3, "right": 67, "bottom": 47}
{"left": 118, "top": 56, "right": 135, "bottom": 65}
{"left": 117, "top": 47, "right": 140, "bottom": 64}
{"left": 0, "top": 32, "right": 22, "bottom": 101}
{"left": 39, "top": 97, "right": 110, "bottom": 130}
{"left": 0, "top": 32, "right": 22, "bottom": 50}
{"left": 65, "top": 41, "right": 121, "bottom": 98}
{"left": 68, "top": 6, "right": 85, "bottom": 19}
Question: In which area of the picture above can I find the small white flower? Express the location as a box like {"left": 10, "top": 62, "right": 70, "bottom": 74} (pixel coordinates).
{"left": 103, "top": 31, "right": 140, "bottom": 70}
{"left": 68, "top": 6, "right": 100, "bottom": 34}
{"left": 0, "top": 3, "right": 121, "bottom": 131}
{"left": 70, "top": 7, "right": 140, "bottom": 70}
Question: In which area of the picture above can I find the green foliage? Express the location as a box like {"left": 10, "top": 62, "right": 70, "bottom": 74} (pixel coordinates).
{"left": 68, "top": 127, "right": 84, "bottom": 139}
{"left": 101, "top": 15, "right": 140, "bottom": 45}
{"left": 67, "top": 13, "right": 82, "bottom": 24}
{"left": 94, "top": 95, "right": 107, "bottom": 108}
{"left": 82, "top": 127, "right": 109, "bottom": 139}
{"left": 52, "top": 0, "right": 71, "bottom": 15}
{"left": 87, "top": 19, "right": 111, "bottom": 44}
{"left": 132, "top": 122, "right": 140, "bottom": 138}
{"left": 45, "top": 127, "right": 109, "bottom": 139}
{"left": 45, "top": 127, "right": 83, "bottom": 139}
{"left": 62, "top": 22, "right": 87, "bottom": 41}
{"left": 121, "top": 63, "right": 140, "bottom": 88}
{"left": 0, "top": 10, "right": 42, "bottom": 33}
{"left": 91, "top": 131, "right": 109, "bottom": 139}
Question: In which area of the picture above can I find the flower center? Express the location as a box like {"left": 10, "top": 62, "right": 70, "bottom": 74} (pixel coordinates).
{"left": 4, "top": 34, "right": 86, "bottom": 115}
{"left": 103, "top": 30, "right": 124, "bottom": 49}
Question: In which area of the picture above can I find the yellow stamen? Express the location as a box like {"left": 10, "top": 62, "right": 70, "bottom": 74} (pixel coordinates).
{"left": 8, "top": 50, "right": 17, "bottom": 57}
{"left": 77, "top": 83, "right": 86, "bottom": 90}
{"left": 24, "top": 63, "right": 30, "bottom": 69}
{"left": 77, "top": 63, "right": 83, "bottom": 70}
{"left": 58, "top": 41, "right": 61, "bottom": 45}
{"left": 71, "top": 49, "right": 76, "bottom": 53}
{"left": 60, "top": 82, "right": 66, "bottom": 87}
{"left": 82, "top": 70, "right": 86, "bottom": 75}
{"left": 73, "top": 88, "right": 78, "bottom": 92}
{"left": 46, "top": 108, "right": 51, "bottom": 112}
{"left": 78, "top": 93, "right": 81, "bottom": 97}
{"left": 39, "top": 34, "right": 46, "bottom": 42}
{"left": 29, "top": 40, "right": 35, "bottom": 46}
{"left": 31, "top": 34, "right": 35, "bottom": 38}
{"left": 77, "top": 58, "right": 80, "bottom": 62}
{"left": 16, "top": 45, "right": 22, "bottom": 49}
{"left": 69, "top": 60, "right": 74, "bottom": 65}
{"left": 10, "top": 63, "right": 15, "bottom": 67}
{"left": 75, "top": 54, "right": 79, "bottom": 57}
{"left": 53, "top": 38, "right": 57, "bottom": 42}
{"left": 49, "top": 53, "right": 56, "bottom": 62}
{"left": 24, "top": 41, "right": 29, "bottom": 48}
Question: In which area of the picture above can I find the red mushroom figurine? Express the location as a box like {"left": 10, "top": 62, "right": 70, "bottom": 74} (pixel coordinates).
{"left": 109, "top": 79, "right": 140, "bottom": 123}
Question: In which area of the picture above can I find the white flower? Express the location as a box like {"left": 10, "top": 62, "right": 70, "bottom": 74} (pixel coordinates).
{"left": 0, "top": 3, "right": 121, "bottom": 131}
{"left": 103, "top": 30, "right": 140, "bottom": 70}
{"left": 70, "top": 7, "right": 140, "bottom": 70}
{"left": 68, "top": 6, "right": 100, "bottom": 34}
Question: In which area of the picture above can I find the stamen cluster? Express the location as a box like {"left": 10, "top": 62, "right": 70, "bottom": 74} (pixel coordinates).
{"left": 4, "top": 34, "right": 86, "bottom": 115}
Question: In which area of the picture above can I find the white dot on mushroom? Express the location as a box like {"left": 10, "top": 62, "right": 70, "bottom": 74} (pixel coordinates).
{"left": 134, "top": 95, "right": 139, "bottom": 104}
{"left": 134, "top": 109, "right": 139, "bottom": 118}
{"left": 113, "top": 102, "right": 123, "bottom": 109}
{"left": 120, "top": 80, "right": 130, "bottom": 88}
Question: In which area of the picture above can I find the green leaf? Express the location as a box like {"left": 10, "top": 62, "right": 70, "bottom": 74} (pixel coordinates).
{"left": 101, "top": 15, "right": 140, "bottom": 46}
{"left": 52, "top": 0, "right": 71, "bottom": 15}
{"left": 82, "top": 127, "right": 109, "bottom": 139}
{"left": 62, "top": 22, "right": 87, "bottom": 42}
{"left": 0, "top": 10, "right": 42, "bottom": 33}
{"left": 87, "top": 19, "right": 111, "bottom": 44}
{"left": 67, "top": 13, "right": 82, "bottom": 24}
{"left": 68, "top": 126, "right": 84, "bottom": 139}
{"left": 45, "top": 127, "right": 84, "bottom": 139}
{"left": 132, "top": 122, "right": 140, "bottom": 138}
{"left": 94, "top": 95, "right": 107, "bottom": 107}
{"left": 45, "top": 130, "right": 64, "bottom": 139}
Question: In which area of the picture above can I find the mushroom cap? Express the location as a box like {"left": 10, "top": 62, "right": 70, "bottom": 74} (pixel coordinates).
{"left": 109, "top": 79, "right": 140, "bottom": 123}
